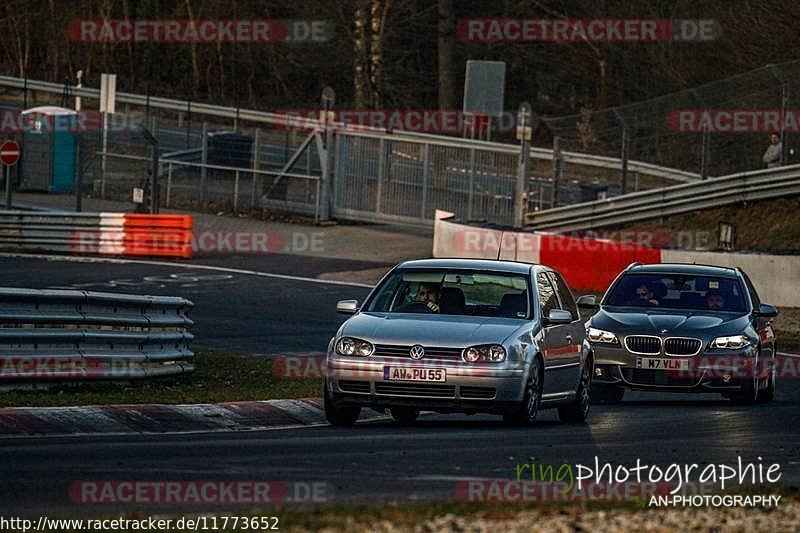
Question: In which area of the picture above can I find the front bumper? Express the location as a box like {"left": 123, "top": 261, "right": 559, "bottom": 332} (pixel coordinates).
{"left": 592, "top": 343, "right": 759, "bottom": 393}
{"left": 326, "top": 355, "right": 527, "bottom": 413}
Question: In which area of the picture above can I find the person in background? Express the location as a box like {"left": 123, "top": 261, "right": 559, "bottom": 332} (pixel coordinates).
{"left": 762, "top": 133, "right": 783, "bottom": 168}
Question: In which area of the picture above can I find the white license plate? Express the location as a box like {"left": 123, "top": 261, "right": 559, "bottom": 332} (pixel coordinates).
{"left": 383, "top": 366, "right": 446, "bottom": 382}
{"left": 636, "top": 357, "right": 690, "bottom": 371}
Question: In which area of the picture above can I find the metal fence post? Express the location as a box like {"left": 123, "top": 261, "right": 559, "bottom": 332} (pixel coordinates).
{"left": 100, "top": 111, "right": 108, "bottom": 198}
{"left": 234, "top": 169, "right": 240, "bottom": 214}
{"left": 467, "top": 148, "right": 476, "bottom": 220}
{"left": 318, "top": 87, "right": 335, "bottom": 222}
{"left": 74, "top": 134, "right": 82, "bottom": 212}
{"left": 319, "top": 127, "right": 333, "bottom": 222}
{"left": 421, "top": 143, "right": 431, "bottom": 219}
{"left": 690, "top": 89, "right": 710, "bottom": 179}
{"left": 166, "top": 161, "right": 173, "bottom": 207}
{"left": 551, "top": 136, "right": 563, "bottom": 208}
{"left": 200, "top": 122, "right": 208, "bottom": 202}
{"left": 781, "top": 80, "right": 790, "bottom": 165}
{"left": 375, "top": 137, "right": 386, "bottom": 215}
{"left": 251, "top": 128, "right": 260, "bottom": 207}
{"left": 514, "top": 103, "right": 533, "bottom": 228}
{"left": 613, "top": 109, "right": 630, "bottom": 195}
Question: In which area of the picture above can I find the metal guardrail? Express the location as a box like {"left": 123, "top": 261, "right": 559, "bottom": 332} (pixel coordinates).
{"left": 525, "top": 164, "right": 800, "bottom": 231}
{"left": 0, "top": 75, "right": 700, "bottom": 184}
{"left": 0, "top": 210, "right": 193, "bottom": 258}
{"left": 0, "top": 287, "right": 194, "bottom": 385}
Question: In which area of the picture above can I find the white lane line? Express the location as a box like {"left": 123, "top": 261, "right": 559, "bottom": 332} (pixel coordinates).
{"left": 0, "top": 252, "right": 375, "bottom": 289}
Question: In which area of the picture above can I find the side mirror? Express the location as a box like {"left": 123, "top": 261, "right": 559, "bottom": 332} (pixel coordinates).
{"left": 757, "top": 303, "right": 778, "bottom": 319}
{"left": 546, "top": 309, "right": 573, "bottom": 325}
{"left": 576, "top": 294, "right": 599, "bottom": 310}
{"left": 336, "top": 299, "right": 359, "bottom": 315}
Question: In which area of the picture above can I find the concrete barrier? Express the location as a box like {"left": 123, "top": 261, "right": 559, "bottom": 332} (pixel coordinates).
{"left": 433, "top": 210, "right": 800, "bottom": 307}
{"left": 662, "top": 250, "right": 800, "bottom": 308}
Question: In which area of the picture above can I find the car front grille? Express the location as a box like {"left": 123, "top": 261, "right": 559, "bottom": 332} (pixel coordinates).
{"left": 460, "top": 386, "right": 496, "bottom": 399}
{"left": 338, "top": 380, "right": 370, "bottom": 394}
{"left": 625, "top": 336, "right": 662, "bottom": 355}
{"left": 664, "top": 338, "right": 702, "bottom": 356}
{"left": 374, "top": 382, "right": 456, "bottom": 398}
{"left": 622, "top": 368, "right": 700, "bottom": 387}
{"left": 372, "top": 344, "right": 463, "bottom": 360}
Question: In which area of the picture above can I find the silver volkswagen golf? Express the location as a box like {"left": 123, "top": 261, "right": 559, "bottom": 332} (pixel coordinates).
{"left": 324, "top": 259, "right": 593, "bottom": 426}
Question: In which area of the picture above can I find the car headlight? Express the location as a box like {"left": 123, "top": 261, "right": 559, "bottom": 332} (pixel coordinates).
{"left": 462, "top": 344, "right": 506, "bottom": 363}
{"left": 587, "top": 327, "right": 619, "bottom": 344}
{"left": 711, "top": 335, "right": 751, "bottom": 349}
{"left": 335, "top": 337, "right": 374, "bottom": 356}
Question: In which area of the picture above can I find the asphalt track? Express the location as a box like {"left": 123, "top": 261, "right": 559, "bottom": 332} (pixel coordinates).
{"left": 0, "top": 254, "right": 798, "bottom": 517}
{"left": 0, "top": 254, "right": 376, "bottom": 356}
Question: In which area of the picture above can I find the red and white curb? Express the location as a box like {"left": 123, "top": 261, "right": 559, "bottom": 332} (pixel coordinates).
{"left": 0, "top": 398, "right": 388, "bottom": 438}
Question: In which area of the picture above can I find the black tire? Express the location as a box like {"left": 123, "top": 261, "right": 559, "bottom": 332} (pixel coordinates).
{"left": 390, "top": 407, "right": 419, "bottom": 424}
{"left": 758, "top": 356, "right": 776, "bottom": 402}
{"left": 591, "top": 383, "right": 625, "bottom": 404}
{"left": 729, "top": 354, "right": 761, "bottom": 405}
{"left": 558, "top": 358, "right": 592, "bottom": 423}
{"left": 503, "top": 359, "right": 543, "bottom": 426}
{"left": 324, "top": 381, "right": 361, "bottom": 426}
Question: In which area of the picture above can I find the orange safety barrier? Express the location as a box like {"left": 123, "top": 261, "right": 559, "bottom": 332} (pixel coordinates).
{"left": 121, "top": 214, "right": 193, "bottom": 259}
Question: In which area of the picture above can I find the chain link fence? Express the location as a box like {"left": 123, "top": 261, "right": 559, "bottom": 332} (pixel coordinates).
{"left": 541, "top": 59, "right": 800, "bottom": 187}
{"left": 2, "top": 61, "right": 800, "bottom": 226}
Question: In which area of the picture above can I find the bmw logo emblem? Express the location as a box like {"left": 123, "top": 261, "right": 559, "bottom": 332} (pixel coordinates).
{"left": 409, "top": 345, "right": 425, "bottom": 360}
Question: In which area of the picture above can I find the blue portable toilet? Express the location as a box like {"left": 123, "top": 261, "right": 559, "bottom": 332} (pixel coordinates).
{"left": 19, "top": 106, "right": 78, "bottom": 192}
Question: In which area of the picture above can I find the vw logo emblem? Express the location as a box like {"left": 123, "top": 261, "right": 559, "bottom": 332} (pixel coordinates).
{"left": 409, "top": 345, "right": 425, "bottom": 360}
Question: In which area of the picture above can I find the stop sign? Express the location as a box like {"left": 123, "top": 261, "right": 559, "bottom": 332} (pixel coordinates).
{"left": 0, "top": 141, "right": 20, "bottom": 166}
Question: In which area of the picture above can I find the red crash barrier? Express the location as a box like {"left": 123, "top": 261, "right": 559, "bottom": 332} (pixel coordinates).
{"left": 121, "top": 214, "right": 193, "bottom": 259}
{"left": 538, "top": 233, "right": 662, "bottom": 291}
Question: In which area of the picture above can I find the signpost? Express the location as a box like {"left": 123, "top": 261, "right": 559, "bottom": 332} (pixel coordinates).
{"left": 514, "top": 103, "right": 534, "bottom": 228}
{"left": 1, "top": 140, "right": 20, "bottom": 209}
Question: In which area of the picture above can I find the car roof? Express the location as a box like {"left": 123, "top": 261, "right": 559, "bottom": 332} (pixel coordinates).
{"left": 627, "top": 263, "right": 739, "bottom": 279}
{"left": 397, "top": 258, "right": 538, "bottom": 275}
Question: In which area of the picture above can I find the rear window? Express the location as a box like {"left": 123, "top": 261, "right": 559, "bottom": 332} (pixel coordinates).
{"left": 604, "top": 273, "right": 748, "bottom": 313}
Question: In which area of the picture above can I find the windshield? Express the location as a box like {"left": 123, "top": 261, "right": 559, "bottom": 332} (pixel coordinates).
{"left": 604, "top": 273, "right": 748, "bottom": 312}
{"left": 366, "top": 269, "right": 531, "bottom": 319}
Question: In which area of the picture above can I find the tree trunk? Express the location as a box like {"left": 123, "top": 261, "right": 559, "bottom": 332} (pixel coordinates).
{"left": 353, "top": 0, "right": 369, "bottom": 108}
{"left": 437, "top": 0, "right": 455, "bottom": 110}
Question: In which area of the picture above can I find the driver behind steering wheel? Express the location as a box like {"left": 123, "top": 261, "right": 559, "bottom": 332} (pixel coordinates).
{"left": 411, "top": 282, "right": 441, "bottom": 313}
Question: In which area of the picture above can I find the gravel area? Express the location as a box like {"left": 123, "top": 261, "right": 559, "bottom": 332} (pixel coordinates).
{"left": 313, "top": 499, "right": 799, "bottom": 532}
